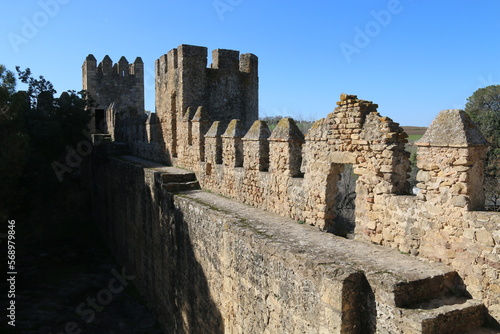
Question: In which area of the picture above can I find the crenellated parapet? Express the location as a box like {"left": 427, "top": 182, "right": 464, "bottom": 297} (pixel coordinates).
{"left": 82, "top": 54, "right": 144, "bottom": 134}
{"left": 165, "top": 94, "right": 412, "bottom": 231}
{"left": 155, "top": 44, "right": 258, "bottom": 158}
{"left": 242, "top": 120, "right": 271, "bottom": 172}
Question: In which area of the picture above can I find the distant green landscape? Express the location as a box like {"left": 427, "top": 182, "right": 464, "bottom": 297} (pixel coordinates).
{"left": 408, "top": 134, "right": 423, "bottom": 142}
{"left": 260, "top": 118, "right": 428, "bottom": 139}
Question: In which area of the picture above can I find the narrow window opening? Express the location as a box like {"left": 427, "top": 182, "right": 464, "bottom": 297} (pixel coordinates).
{"left": 407, "top": 146, "right": 420, "bottom": 196}
{"left": 95, "top": 109, "right": 105, "bottom": 133}
{"left": 404, "top": 128, "right": 426, "bottom": 195}
{"left": 171, "top": 94, "right": 177, "bottom": 157}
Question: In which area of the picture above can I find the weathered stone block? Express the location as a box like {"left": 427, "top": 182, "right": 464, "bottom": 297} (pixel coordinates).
{"left": 476, "top": 230, "right": 495, "bottom": 247}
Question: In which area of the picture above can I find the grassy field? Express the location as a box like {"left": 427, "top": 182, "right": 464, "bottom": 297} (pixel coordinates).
{"left": 408, "top": 134, "right": 423, "bottom": 142}
{"left": 402, "top": 126, "right": 426, "bottom": 143}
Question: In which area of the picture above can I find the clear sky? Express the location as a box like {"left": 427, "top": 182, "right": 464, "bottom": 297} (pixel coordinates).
{"left": 2, "top": 0, "right": 500, "bottom": 126}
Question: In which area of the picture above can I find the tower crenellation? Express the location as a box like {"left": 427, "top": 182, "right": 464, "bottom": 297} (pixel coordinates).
{"left": 155, "top": 44, "right": 259, "bottom": 158}
{"left": 82, "top": 54, "right": 144, "bottom": 134}
{"left": 211, "top": 48, "right": 240, "bottom": 70}
{"left": 98, "top": 55, "right": 113, "bottom": 75}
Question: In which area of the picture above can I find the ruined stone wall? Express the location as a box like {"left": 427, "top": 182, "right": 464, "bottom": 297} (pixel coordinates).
{"left": 171, "top": 95, "right": 410, "bottom": 232}
{"left": 352, "top": 109, "right": 500, "bottom": 320}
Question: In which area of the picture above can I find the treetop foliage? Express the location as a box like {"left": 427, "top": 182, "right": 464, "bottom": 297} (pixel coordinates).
{"left": 465, "top": 84, "right": 500, "bottom": 210}
{"left": 1, "top": 65, "right": 93, "bottom": 219}
{"left": 465, "top": 85, "right": 500, "bottom": 147}
{"left": 0, "top": 65, "right": 16, "bottom": 108}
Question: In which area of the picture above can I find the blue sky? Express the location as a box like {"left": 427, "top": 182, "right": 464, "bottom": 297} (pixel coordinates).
{"left": 2, "top": 0, "right": 500, "bottom": 126}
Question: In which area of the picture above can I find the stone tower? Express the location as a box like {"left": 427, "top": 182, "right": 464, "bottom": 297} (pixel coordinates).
{"left": 82, "top": 54, "right": 144, "bottom": 133}
{"left": 155, "top": 44, "right": 258, "bottom": 158}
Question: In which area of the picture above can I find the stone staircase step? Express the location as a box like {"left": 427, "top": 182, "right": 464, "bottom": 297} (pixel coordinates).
{"left": 162, "top": 171, "right": 197, "bottom": 183}
{"left": 163, "top": 180, "right": 200, "bottom": 193}
{"left": 400, "top": 299, "right": 487, "bottom": 334}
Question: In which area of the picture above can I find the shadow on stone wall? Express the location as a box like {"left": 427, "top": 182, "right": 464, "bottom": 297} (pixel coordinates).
{"left": 167, "top": 203, "right": 225, "bottom": 333}
{"left": 341, "top": 272, "right": 376, "bottom": 334}
{"left": 91, "top": 150, "right": 223, "bottom": 333}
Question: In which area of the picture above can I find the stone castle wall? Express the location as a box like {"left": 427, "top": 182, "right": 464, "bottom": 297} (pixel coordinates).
{"left": 91, "top": 153, "right": 493, "bottom": 333}
{"left": 84, "top": 45, "right": 500, "bottom": 325}
{"left": 353, "top": 109, "right": 500, "bottom": 317}
{"left": 167, "top": 95, "right": 500, "bottom": 319}
{"left": 170, "top": 94, "right": 410, "bottom": 232}
{"left": 91, "top": 157, "right": 367, "bottom": 333}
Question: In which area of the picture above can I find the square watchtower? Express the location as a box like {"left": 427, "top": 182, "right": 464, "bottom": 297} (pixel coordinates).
{"left": 82, "top": 54, "right": 144, "bottom": 133}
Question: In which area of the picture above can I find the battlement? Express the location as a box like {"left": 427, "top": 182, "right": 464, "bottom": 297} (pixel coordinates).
{"left": 154, "top": 45, "right": 259, "bottom": 158}
{"left": 169, "top": 95, "right": 411, "bottom": 225}
{"left": 82, "top": 54, "right": 144, "bottom": 134}
{"left": 84, "top": 54, "right": 144, "bottom": 77}
{"left": 85, "top": 46, "right": 500, "bottom": 327}
{"left": 155, "top": 44, "right": 258, "bottom": 74}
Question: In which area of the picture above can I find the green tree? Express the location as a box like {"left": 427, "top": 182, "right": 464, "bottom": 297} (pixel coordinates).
{"left": 0, "top": 66, "right": 93, "bottom": 219}
{"left": 465, "top": 85, "right": 500, "bottom": 146}
{"left": 0, "top": 67, "right": 30, "bottom": 219}
{"left": 465, "top": 85, "right": 500, "bottom": 210}
{"left": 0, "top": 65, "right": 16, "bottom": 102}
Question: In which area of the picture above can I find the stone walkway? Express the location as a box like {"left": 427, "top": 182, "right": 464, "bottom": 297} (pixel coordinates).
{"left": 179, "top": 190, "right": 499, "bottom": 333}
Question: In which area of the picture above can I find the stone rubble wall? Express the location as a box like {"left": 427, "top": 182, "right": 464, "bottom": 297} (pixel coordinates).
{"left": 353, "top": 110, "right": 500, "bottom": 319}
{"left": 168, "top": 94, "right": 410, "bottom": 233}
{"left": 95, "top": 154, "right": 500, "bottom": 333}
